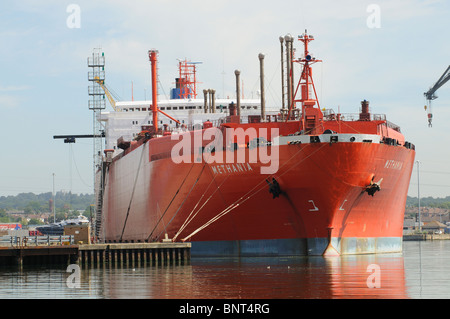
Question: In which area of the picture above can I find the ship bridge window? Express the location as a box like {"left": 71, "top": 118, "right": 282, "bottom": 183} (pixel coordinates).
{"left": 130, "top": 108, "right": 134, "bottom": 112}
{"left": 167, "top": 107, "right": 172, "bottom": 110}
{"left": 173, "top": 107, "right": 178, "bottom": 110}
{"left": 179, "top": 106, "right": 184, "bottom": 110}
{"left": 253, "top": 106, "right": 258, "bottom": 109}
{"left": 160, "top": 107, "right": 165, "bottom": 110}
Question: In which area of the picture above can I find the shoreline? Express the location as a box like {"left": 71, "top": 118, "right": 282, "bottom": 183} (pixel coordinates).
{"left": 403, "top": 233, "right": 450, "bottom": 241}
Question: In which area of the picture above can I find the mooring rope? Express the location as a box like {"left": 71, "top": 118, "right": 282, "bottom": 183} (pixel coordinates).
{"left": 173, "top": 174, "right": 230, "bottom": 242}
{"left": 154, "top": 161, "right": 208, "bottom": 241}
{"left": 181, "top": 142, "right": 329, "bottom": 242}
{"left": 146, "top": 161, "right": 195, "bottom": 241}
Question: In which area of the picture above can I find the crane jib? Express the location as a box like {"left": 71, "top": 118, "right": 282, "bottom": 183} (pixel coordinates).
{"left": 424, "top": 65, "right": 450, "bottom": 127}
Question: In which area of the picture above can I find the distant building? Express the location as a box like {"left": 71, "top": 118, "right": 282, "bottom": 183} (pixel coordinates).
{"left": 403, "top": 218, "right": 422, "bottom": 235}
{"left": 422, "top": 220, "right": 448, "bottom": 234}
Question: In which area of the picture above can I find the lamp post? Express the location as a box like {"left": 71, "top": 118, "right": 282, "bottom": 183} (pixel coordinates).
{"left": 52, "top": 173, "right": 56, "bottom": 223}
{"left": 416, "top": 161, "right": 422, "bottom": 232}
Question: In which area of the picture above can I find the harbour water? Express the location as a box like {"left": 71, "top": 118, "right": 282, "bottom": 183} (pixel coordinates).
{"left": 0, "top": 240, "right": 449, "bottom": 300}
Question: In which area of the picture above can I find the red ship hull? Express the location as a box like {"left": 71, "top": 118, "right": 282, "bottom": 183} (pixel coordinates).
{"left": 100, "top": 124, "right": 415, "bottom": 256}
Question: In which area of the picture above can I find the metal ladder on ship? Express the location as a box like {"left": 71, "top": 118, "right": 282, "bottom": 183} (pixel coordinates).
{"left": 94, "top": 164, "right": 106, "bottom": 241}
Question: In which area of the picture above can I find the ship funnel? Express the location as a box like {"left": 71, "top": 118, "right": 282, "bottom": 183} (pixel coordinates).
{"left": 210, "top": 89, "right": 216, "bottom": 113}
{"left": 279, "top": 36, "right": 285, "bottom": 111}
{"left": 259, "top": 53, "right": 266, "bottom": 121}
{"left": 207, "top": 89, "right": 212, "bottom": 113}
{"left": 235, "top": 70, "right": 241, "bottom": 118}
{"left": 359, "top": 99, "right": 370, "bottom": 121}
{"left": 203, "top": 89, "right": 208, "bottom": 113}
{"left": 284, "top": 34, "right": 294, "bottom": 110}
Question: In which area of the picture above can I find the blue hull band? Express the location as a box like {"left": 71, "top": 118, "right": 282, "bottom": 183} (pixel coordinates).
{"left": 191, "top": 237, "right": 403, "bottom": 257}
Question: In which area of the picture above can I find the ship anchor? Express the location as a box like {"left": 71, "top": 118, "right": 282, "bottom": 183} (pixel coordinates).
{"left": 266, "top": 177, "right": 281, "bottom": 199}
{"left": 365, "top": 177, "right": 383, "bottom": 196}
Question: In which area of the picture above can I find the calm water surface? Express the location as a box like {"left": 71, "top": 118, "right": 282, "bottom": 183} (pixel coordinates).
{"left": 0, "top": 241, "right": 449, "bottom": 299}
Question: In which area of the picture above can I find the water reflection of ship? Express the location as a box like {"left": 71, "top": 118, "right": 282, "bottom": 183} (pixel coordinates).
{"left": 322, "top": 255, "right": 406, "bottom": 298}
{"left": 97, "top": 254, "right": 407, "bottom": 299}
{"left": 36, "top": 215, "right": 90, "bottom": 236}
{"left": 188, "top": 255, "right": 407, "bottom": 299}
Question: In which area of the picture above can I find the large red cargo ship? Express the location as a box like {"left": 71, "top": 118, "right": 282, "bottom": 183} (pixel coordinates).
{"left": 96, "top": 32, "right": 415, "bottom": 256}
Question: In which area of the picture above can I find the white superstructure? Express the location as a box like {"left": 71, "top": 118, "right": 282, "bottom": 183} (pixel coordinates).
{"left": 100, "top": 98, "right": 263, "bottom": 156}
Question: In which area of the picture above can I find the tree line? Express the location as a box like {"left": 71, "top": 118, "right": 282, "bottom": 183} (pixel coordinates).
{"left": 0, "top": 192, "right": 95, "bottom": 225}
{"left": 0, "top": 192, "right": 94, "bottom": 214}
{"left": 2, "top": 193, "right": 449, "bottom": 212}
{"left": 406, "top": 196, "right": 450, "bottom": 209}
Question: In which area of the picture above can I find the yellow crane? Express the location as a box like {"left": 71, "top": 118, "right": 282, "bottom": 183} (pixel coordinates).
{"left": 94, "top": 76, "right": 120, "bottom": 111}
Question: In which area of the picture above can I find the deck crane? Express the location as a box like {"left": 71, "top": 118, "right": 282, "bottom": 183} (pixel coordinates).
{"left": 424, "top": 65, "right": 450, "bottom": 127}
{"left": 94, "top": 76, "right": 121, "bottom": 112}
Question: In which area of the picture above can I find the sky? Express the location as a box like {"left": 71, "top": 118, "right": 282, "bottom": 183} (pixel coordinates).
{"left": 1, "top": 0, "right": 450, "bottom": 198}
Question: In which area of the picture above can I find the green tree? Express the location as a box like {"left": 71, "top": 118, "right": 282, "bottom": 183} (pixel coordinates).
{"left": 27, "top": 218, "right": 44, "bottom": 225}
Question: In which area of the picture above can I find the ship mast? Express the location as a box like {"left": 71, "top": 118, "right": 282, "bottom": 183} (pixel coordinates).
{"left": 288, "top": 30, "right": 323, "bottom": 135}
{"left": 177, "top": 59, "right": 202, "bottom": 99}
